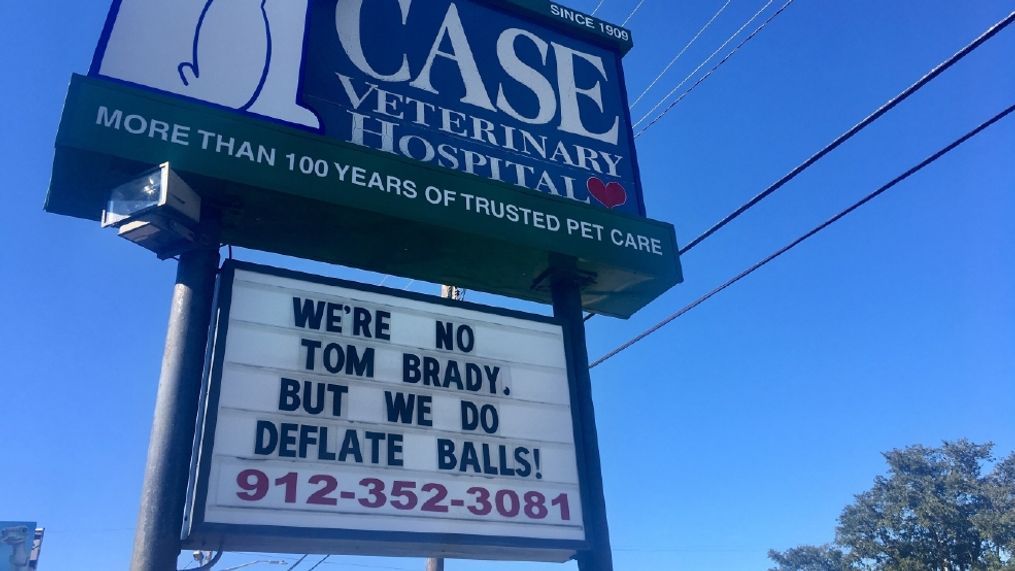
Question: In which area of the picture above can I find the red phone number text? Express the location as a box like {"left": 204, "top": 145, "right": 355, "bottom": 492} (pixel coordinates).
{"left": 235, "top": 469, "right": 573, "bottom": 521}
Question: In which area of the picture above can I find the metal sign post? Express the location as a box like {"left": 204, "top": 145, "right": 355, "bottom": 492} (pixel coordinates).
{"left": 131, "top": 236, "right": 220, "bottom": 571}
{"left": 551, "top": 268, "right": 614, "bottom": 571}
{"left": 423, "top": 283, "right": 461, "bottom": 571}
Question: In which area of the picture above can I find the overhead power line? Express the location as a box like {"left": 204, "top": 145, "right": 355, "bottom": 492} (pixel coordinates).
{"left": 590, "top": 101, "right": 1015, "bottom": 369}
{"left": 622, "top": 0, "right": 648, "bottom": 26}
{"left": 633, "top": 0, "right": 794, "bottom": 134}
{"left": 286, "top": 554, "right": 309, "bottom": 571}
{"left": 672, "top": 9, "right": 1015, "bottom": 254}
{"left": 585, "top": 10, "right": 1014, "bottom": 324}
{"left": 305, "top": 556, "right": 330, "bottom": 571}
{"left": 630, "top": 0, "right": 734, "bottom": 109}
{"left": 320, "top": 560, "right": 418, "bottom": 570}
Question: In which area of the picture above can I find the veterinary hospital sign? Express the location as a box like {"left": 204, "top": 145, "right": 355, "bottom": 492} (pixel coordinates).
{"left": 47, "top": 0, "right": 683, "bottom": 317}
{"left": 95, "top": 0, "right": 645, "bottom": 214}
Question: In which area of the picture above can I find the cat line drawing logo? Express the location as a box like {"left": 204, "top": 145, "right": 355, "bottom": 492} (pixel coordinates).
{"left": 177, "top": 0, "right": 272, "bottom": 112}
{"left": 96, "top": 0, "right": 317, "bottom": 127}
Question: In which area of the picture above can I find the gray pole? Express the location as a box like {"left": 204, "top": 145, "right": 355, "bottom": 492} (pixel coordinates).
{"left": 131, "top": 239, "right": 221, "bottom": 570}
{"left": 424, "top": 284, "right": 461, "bottom": 571}
{"left": 550, "top": 270, "right": 614, "bottom": 571}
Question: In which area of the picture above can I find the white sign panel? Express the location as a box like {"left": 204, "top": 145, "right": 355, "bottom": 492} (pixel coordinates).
{"left": 185, "top": 262, "right": 586, "bottom": 561}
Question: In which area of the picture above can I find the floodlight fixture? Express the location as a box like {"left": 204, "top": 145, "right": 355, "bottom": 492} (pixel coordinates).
{"left": 101, "top": 162, "right": 205, "bottom": 257}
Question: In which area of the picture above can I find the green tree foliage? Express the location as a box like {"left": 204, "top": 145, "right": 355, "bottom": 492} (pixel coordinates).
{"left": 767, "top": 544, "right": 848, "bottom": 571}
{"left": 979, "top": 455, "right": 1015, "bottom": 567}
{"left": 769, "top": 440, "right": 1015, "bottom": 571}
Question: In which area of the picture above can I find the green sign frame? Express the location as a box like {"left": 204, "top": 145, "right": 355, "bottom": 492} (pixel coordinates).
{"left": 47, "top": 75, "right": 681, "bottom": 317}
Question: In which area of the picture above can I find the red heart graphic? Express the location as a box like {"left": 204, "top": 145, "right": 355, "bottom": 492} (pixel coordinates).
{"left": 587, "top": 177, "right": 628, "bottom": 209}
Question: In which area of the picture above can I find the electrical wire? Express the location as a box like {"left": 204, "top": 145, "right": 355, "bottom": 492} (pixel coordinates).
{"left": 630, "top": 0, "right": 734, "bottom": 109}
{"left": 305, "top": 556, "right": 330, "bottom": 571}
{"left": 575, "top": 10, "right": 1013, "bottom": 324}
{"left": 286, "top": 554, "right": 309, "bottom": 571}
{"left": 672, "top": 9, "right": 1015, "bottom": 253}
{"left": 590, "top": 102, "right": 1015, "bottom": 369}
{"left": 633, "top": 0, "right": 791, "bottom": 132}
{"left": 319, "top": 562, "right": 417, "bottom": 570}
{"left": 588, "top": 0, "right": 778, "bottom": 325}
{"left": 591, "top": 0, "right": 607, "bottom": 16}
{"left": 621, "top": 0, "right": 647, "bottom": 26}
{"left": 220, "top": 561, "right": 288, "bottom": 571}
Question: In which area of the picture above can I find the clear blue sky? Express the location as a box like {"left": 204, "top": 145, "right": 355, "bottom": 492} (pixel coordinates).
{"left": 2, "top": 0, "right": 1013, "bottom": 569}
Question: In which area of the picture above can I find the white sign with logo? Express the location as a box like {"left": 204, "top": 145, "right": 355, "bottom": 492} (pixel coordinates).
{"left": 185, "top": 262, "right": 587, "bottom": 561}
{"left": 92, "top": 0, "right": 646, "bottom": 215}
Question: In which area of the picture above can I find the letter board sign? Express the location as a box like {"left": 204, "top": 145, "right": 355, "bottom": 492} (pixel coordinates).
{"left": 46, "top": 0, "right": 683, "bottom": 318}
{"left": 185, "top": 261, "right": 591, "bottom": 561}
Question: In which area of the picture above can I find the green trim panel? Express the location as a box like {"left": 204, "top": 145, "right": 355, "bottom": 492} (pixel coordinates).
{"left": 46, "top": 76, "right": 681, "bottom": 317}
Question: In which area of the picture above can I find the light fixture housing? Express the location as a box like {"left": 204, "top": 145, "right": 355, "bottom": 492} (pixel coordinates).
{"left": 101, "top": 162, "right": 203, "bottom": 257}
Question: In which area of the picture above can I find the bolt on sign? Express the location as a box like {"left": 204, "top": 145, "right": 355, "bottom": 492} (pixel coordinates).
{"left": 184, "top": 262, "right": 589, "bottom": 560}
{"left": 45, "top": 0, "right": 682, "bottom": 318}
